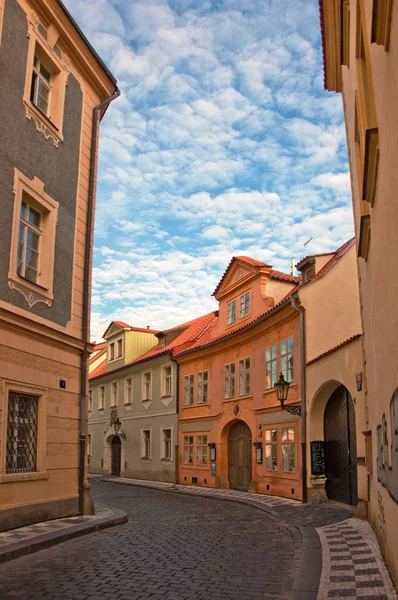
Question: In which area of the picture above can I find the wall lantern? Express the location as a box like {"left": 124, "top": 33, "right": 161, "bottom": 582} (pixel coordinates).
{"left": 253, "top": 442, "right": 262, "bottom": 464}
{"left": 275, "top": 373, "right": 301, "bottom": 416}
{"left": 114, "top": 418, "right": 126, "bottom": 438}
{"left": 208, "top": 443, "right": 216, "bottom": 462}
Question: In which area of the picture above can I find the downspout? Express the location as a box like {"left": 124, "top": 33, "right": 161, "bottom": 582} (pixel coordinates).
{"left": 290, "top": 295, "right": 307, "bottom": 503}
{"left": 170, "top": 352, "right": 180, "bottom": 483}
{"left": 79, "top": 86, "right": 120, "bottom": 515}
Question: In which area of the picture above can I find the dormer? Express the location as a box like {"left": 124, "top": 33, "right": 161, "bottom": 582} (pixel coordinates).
{"left": 102, "top": 321, "right": 159, "bottom": 370}
{"left": 296, "top": 252, "right": 335, "bottom": 284}
{"left": 211, "top": 256, "right": 298, "bottom": 339}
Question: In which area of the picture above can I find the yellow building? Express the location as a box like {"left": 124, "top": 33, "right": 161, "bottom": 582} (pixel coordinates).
{"left": 0, "top": 0, "right": 117, "bottom": 530}
{"left": 320, "top": 0, "right": 398, "bottom": 586}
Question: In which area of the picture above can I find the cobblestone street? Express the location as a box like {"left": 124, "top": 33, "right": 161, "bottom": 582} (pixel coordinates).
{"left": 0, "top": 479, "right": 358, "bottom": 600}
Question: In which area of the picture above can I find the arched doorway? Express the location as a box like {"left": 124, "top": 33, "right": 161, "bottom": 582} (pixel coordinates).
{"left": 111, "top": 436, "right": 121, "bottom": 477}
{"left": 228, "top": 420, "right": 252, "bottom": 491}
{"left": 324, "top": 385, "right": 358, "bottom": 505}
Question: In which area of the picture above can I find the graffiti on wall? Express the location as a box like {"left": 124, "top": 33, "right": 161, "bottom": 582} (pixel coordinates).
{"left": 376, "top": 388, "right": 398, "bottom": 503}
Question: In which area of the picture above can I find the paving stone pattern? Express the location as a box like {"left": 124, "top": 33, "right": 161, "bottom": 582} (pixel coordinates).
{"left": 0, "top": 479, "right": 297, "bottom": 600}
{"left": 317, "top": 518, "right": 398, "bottom": 600}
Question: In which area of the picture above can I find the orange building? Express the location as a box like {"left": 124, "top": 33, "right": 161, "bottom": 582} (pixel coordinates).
{"left": 175, "top": 257, "right": 303, "bottom": 500}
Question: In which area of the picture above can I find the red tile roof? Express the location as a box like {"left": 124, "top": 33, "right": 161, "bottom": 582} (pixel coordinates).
{"left": 89, "top": 312, "right": 218, "bottom": 381}
{"left": 89, "top": 344, "right": 106, "bottom": 364}
{"left": 307, "top": 334, "right": 362, "bottom": 366}
{"left": 269, "top": 269, "right": 299, "bottom": 284}
{"left": 234, "top": 256, "right": 268, "bottom": 267}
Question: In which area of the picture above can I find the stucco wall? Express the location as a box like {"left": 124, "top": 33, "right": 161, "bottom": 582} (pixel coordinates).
{"left": 0, "top": 0, "right": 82, "bottom": 326}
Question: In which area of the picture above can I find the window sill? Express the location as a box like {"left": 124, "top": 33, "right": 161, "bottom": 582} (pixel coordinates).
{"left": 182, "top": 403, "right": 196, "bottom": 408}
{"left": 160, "top": 459, "right": 173, "bottom": 465}
{"left": 160, "top": 395, "right": 173, "bottom": 399}
{"left": 140, "top": 458, "right": 152, "bottom": 463}
{"left": 181, "top": 464, "right": 209, "bottom": 470}
{"left": 110, "top": 404, "right": 118, "bottom": 409}
{"left": 0, "top": 471, "right": 49, "bottom": 484}
{"left": 98, "top": 408, "right": 105, "bottom": 412}
{"left": 237, "top": 394, "right": 252, "bottom": 400}
{"left": 23, "top": 100, "right": 63, "bottom": 147}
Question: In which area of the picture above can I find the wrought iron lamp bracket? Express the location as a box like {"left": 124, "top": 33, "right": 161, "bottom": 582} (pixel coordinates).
{"left": 284, "top": 406, "right": 302, "bottom": 416}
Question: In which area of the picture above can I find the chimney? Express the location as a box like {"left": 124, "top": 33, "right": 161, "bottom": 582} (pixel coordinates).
{"left": 147, "top": 325, "right": 150, "bottom": 329}
{"left": 291, "top": 258, "right": 296, "bottom": 277}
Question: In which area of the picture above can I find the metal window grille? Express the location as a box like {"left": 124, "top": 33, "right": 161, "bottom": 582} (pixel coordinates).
{"left": 6, "top": 392, "right": 39, "bottom": 474}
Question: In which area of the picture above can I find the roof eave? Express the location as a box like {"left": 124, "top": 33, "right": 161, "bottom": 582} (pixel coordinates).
{"left": 319, "top": 0, "right": 342, "bottom": 93}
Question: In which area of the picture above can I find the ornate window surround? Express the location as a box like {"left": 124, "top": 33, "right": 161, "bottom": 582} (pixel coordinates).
{"left": 8, "top": 169, "right": 58, "bottom": 309}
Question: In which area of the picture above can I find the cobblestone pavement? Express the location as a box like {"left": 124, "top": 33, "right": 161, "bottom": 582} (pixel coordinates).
{"left": 317, "top": 518, "right": 397, "bottom": 600}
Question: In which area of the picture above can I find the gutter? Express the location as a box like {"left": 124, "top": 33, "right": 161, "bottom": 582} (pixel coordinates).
{"left": 290, "top": 295, "right": 307, "bottom": 504}
{"left": 79, "top": 86, "right": 120, "bottom": 515}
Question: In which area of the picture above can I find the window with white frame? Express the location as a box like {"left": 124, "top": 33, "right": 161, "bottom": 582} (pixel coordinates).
{"left": 280, "top": 337, "right": 294, "bottom": 383}
{"left": 265, "top": 344, "right": 278, "bottom": 389}
{"left": 162, "top": 365, "right": 172, "bottom": 396}
{"left": 88, "top": 389, "right": 93, "bottom": 413}
{"left": 196, "top": 435, "right": 208, "bottom": 465}
{"left": 281, "top": 427, "right": 295, "bottom": 473}
{"left": 227, "top": 299, "right": 237, "bottom": 325}
{"left": 184, "top": 374, "right": 195, "bottom": 405}
{"left": 197, "top": 371, "right": 208, "bottom": 403}
{"left": 31, "top": 55, "right": 52, "bottom": 117}
{"left": 117, "top": 338, "right": 123, "bottom": 358}
{"left": 239, "top": 358, "right": 251, "bottom": 396}
{"left": 184, "top": 436, "right": 194, "bottom": 464}
{"left": 125, "top": 377, "right": 133, "bottom": 405}
{"left": 109, "top": 342, "right": 115, "bottom": 361}
{"left": 142, "top": 429, "right": 151, "bottom": 459}
{"left": 162, "top": 428, "right": 172, "bottom": 460}
{"left": 17, "top": 198, "right": 42, "bottom": 284}
{"left": 239, "top": 291, "right": 250, "bottom": 318}
{"left": 111, "top": 381, "right": 118, "bottom": 407}
{"left": 265, "top": 429, "right": 278, "bottom": 472}
{"left": 143, "top": 371, "right": 152, "bottom": 400}
{"left": 99, "top": 386, "right": 105, "bottom": 410}
{"left": 224, "top": 363, "right": 236, "bottom": 399}
{"left": 6, "top": 392, "right": 39, "bottom": 474}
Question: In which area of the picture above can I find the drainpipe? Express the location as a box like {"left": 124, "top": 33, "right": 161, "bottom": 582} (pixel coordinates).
{"left": 79, "top": 86, "right": 120, "bottom": 515}
{"left": 170, "top": 352, "right": 180, "bottom": 483}
{"left": 290, "top": 295, "right": 307, "bottom": 504}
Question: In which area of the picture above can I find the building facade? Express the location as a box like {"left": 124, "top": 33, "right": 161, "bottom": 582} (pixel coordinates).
{"left": 0, "top": 0, "right": 117, "bottom": 530}
{"left": 175, "top": 257, "right": 303, "bottom": 500}
{"left": 320, "top": 0, "right": 398, "bottom": 586}
{"left": 88, "top": 314, "right": 216, "bottom": 483}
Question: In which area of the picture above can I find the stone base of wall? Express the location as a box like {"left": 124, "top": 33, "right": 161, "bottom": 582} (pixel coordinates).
{"left": 0, "top": 497, "right": 79, "bottom": 532}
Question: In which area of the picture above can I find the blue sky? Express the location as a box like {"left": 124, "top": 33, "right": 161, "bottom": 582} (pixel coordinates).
{"left": 63, "top": 0, "right": 354, "bottom": 339}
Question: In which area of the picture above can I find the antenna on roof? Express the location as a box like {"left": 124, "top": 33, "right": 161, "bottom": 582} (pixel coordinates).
{"left": 304, "top": 237, "right": 313, "bottom": 257}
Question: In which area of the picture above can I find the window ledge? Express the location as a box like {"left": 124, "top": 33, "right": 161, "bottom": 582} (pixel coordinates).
{"left": 110, "top": 404, "right": 118, "bottom": 409}
{"left": 23, "top": 100, "right": 63, "bottom": 147}
{"left": 160, "top": 459, "right": 173, "bottom": 465}
{"left": 124, "top": 402, "right": 132, "bottom": 407}
{"left": 140, "top": 458, "right": 152, "bottom": 463}
{"left": 98, "top": 408, "right": 105, "bottom": 412}
{"left": 0, "top": 471, "right": 48, "bottom": 483}
{"left": 160, "top": 395, "right": 173, "bottom": 399}
{"left": 237, "top": 394, "right": 253, "bottom": 400}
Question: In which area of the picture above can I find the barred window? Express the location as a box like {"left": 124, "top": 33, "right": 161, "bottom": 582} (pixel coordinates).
{"left": 6, "top": 392, "right": 39, "bottom": 474}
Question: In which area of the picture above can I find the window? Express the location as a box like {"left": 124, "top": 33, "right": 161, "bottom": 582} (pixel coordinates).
{"left": 239, "top": 292, "right": 250, "bottom": 318}
{"left": 99, "top": 386, "right": 105, "bottom": 410}
{"left": 162, "top": 365, "right": 172, "bottom": 396}
{"left": 197, "top": 371, "right": 208, "bottom": 403}
{"left": 125, "top": 377, "right": 133, "bottom": 405}
{"left": 87, "top": 433, "right": 92, "bottom": 457}
{"left": 30, "top": 55, "right": 52, "bottom": 117}
{"left": 184, "top": 374, "right": 195, "bottom": 405}
{"left": 239, "top": 358, "right": 251, "bottom": 396}
{"left": 111, "top": 382, "right": 118, "bottom": 407}
{"left": 88, "top": 389, "right": 93, "bottom": 413}
{"left": 142, "top": 430, "right": 151, "bottom": 459}
{"left": 265, "top": 345, "right": 277, "bottom": 389}
{"left": 265, "top": 429, "right": 278, "bottom": 472}
{"left": 9, "top": 170, "right": 58, "bottom": 304}
{"left": 281, "top": 427, "right": 295, "bottom": 473}
{"left": 158, "top": 337, "right": 166, "bottom": 349}
{"left": 227, "top": 300, "right": 236, "bottom": 325}
{"left": 162, "top": 428, "right": 172, "bottom": 460}
{"left": 224, "top": 363, "right": 236, "bottom": 399}
{"left": 303, "top": 265, "right": 315, "bottom": 283}
{"left": 184, "top": 436, "right": 194, "bottom": 464}
{"left": 117, "top": 339, "right": 123, "bottom": 358}
{"left": 143, "top": 371, "right": 152, "bottom": 400}
{"left": 6, "top": 392, "right": 39, "bottom": 473}
{"left": 371, "top": 0, "right": 393, "bottom": 50}
{"left": 109, "top": 343, "right": 115, "bottom": 361}
{"left": 281, "top": 337, "right": 294, "bottom": 383}
{"left": 196, "top": 436, "right": 208, "bottom": 465}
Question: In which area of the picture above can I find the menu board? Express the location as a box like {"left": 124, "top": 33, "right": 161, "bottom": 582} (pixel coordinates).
{"left": 310, "top": 441, "right": 325, "bottom": 476}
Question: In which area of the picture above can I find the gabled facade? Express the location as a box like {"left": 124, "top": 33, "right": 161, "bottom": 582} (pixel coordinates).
{"left": 175, "top": 258, "right": 302, "bottom": 499}
{"left": 0, "top": 0, "right": 117, "bottom": 530}
{"left": 88, "top": 313, "right": 216, "bottom": 482}
{"left": 320, "top": 0, "right": 398, "bottom": 586}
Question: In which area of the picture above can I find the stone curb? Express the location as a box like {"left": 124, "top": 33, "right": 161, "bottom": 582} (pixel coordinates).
{"left": 0, "top": 505, "right": 127, "bottom": 565}
{"left": 101, "top": 478, "right": 310, "bottom": 599}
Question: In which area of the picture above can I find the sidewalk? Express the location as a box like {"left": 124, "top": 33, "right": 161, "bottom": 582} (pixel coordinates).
{"left": 103, "top": 476, "right": 397, "bottom": 600}
{"left": 0, "top": 501, "right": 127, "bottom": 564}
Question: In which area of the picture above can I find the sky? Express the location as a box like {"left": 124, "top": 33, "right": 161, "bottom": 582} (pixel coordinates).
{"left": 63, "top": 0, "right": 354, "bottom": 340}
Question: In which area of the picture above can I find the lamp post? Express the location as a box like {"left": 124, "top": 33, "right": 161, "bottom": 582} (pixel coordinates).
{"left": 114, "top": 417, "right": 126, "bottom": 438}
{"left": 275, "top": 373, "right": 301, "bottom": 416}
